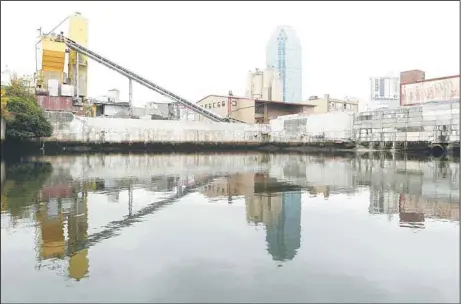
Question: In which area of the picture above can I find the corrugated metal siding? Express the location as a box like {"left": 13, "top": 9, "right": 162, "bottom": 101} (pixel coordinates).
{"left": 35, "top": 96, "right": 75, "bottom": 112}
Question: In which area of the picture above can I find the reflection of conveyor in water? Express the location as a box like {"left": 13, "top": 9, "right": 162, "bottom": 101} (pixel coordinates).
{"left": 66, "top": 175, "right": 218, "bottom": 255}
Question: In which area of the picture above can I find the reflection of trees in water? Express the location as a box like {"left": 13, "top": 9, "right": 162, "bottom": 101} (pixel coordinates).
{"left": 1, "top": 162, "right": 53, "bottom": 221}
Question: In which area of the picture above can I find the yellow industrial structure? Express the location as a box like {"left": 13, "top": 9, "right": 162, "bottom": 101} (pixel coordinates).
{"left": 67, "top": 191, "right": 90, "bottom": 281}
{"left": 36, "top": 12, "right": 88, "bottom": 99}
{"left": 36, "top": 187, "right": 90, "bottom": 281}
{"left": 67, "top": 13, "right": 88, "bottom": 98}
{"left": 38, "top": 35, "right": 66, "bottom": 87}
{"left": 34, "top": 13, "right": 229, "bottom": 122}
{"left": 36, "top": 203, "right": 66, "bottom": 260}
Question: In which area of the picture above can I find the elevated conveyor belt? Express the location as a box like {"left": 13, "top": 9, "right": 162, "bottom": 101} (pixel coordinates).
{"left": 62, "top": 36, "right": 228, "bottom": 122}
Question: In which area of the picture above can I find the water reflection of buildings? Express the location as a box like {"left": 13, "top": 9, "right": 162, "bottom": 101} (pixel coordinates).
{"left": 35, "top": 182, "right": 89, "bottom": 281}
{"left": 200, "top": 173, "right": 302, "bottom": 262}
{"left": 32, "top": 173, "right": 201, "bottom": 280}
{"left": 271, "top": 155, "right": 459, "bottom": 230}
{"left": 3, "top": 154, "right": 459, "bottom": 280}
{"left": 356, "top": 157, "right": 459, "bottom": 229}
{"left": 247, "top": 191, "right": 302, "bottom": 262}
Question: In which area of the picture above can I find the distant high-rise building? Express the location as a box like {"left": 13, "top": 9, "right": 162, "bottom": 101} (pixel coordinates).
{"left": 266, "top": 25, "right": 302, "bottom": 103}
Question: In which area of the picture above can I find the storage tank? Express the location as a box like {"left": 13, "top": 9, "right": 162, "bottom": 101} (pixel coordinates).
{"left": 271, "top": 72, "right": 283, "bottom": 101}
{"left": 263, "top": 69, "right": 275, "bottom": 89}
{"left": 48, "top": 79, "right": 59, "bottom": 97}
{"left": 68, "top": 13, "right": 89, "bottom": 98}
{"left": 245, "top": 71, "right": 254, "bottom": 97}
{"left": 252, "top": 71, "right": 264, "bottom": 99}
{"left": 262, "top": 69, "right": 275, "bottom": 101}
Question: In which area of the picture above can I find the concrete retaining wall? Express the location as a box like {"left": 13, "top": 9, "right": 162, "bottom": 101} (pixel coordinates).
{"left": 44, "top": 111, "right": 269, "bottom": 144}
{"left": 272, "top": 101, "right": 460, "bottom": 153}
{"left": 42, "top": 100, "right": 460, "bottom": 153}
{"left": 269, "top": 111, "right": 354, "bottom": 142}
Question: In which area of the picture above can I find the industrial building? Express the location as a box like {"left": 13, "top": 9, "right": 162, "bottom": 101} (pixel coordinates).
{"left": 195, "top": 94, "right": 315, "bottom": 124}
{"left": 35, "top": 13, "right": 88, "bottom": 99}
{"left": 266, "top": 26, "right": 303, "bottom": 103}
{"left": 245, "top": 68, "right": 283, "bottom": 102}
{"left": 369, "top": 75, "right": 400, "bottom": 110}
{"left": 400, "top": 69, "right": 426, "bottom": 85}
{"left": 400, "top": 74, "right": 459, "bottom": 106}
{"left": 32, "top": 13, "right": 230, "bottom": 123}
{"left": 32, "top": 12, "right": 88, "bottom": 114}
{"left": 354, "top": 100, "right": 459, "bottom": 148}
{"left": 304, "top": 94, "right": 360, "bottom": 114}
{"left": 368, "top": 69, "right": 459, "bottom": 109}
{"left": 91, "top": 101, "right": 173, "bottom": 120}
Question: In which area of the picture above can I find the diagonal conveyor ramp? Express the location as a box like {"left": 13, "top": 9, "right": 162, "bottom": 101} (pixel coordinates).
{"left": 63, "top": 36, "right": 228, "bottom": 122}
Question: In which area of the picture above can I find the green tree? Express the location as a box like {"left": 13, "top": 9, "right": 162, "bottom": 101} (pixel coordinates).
{"left": 3, "top": 77, "right": 53, "bottom": 140}
{"left": 1, "top": 88, "right": 9, "bottom": 119}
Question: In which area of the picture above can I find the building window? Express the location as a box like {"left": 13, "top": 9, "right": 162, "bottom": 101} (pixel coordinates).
{"left": 222, "top": 101, "right": 225, "bottom": 107}
{"left": 343, "top": 103, "right": 347, "bottom": 110}
{"left": 232, "top": 101, "right": 237, "bottom": 107}
{"left": 393, "top": 80, "right": 399, "bottom": 95}
{"left": 217, "top": 102, "right": 221, "bottom": 107}
{"left": 379, "top": 78, "right": 385, "bottom": 97}
{"left": 374, "top": 79, "right": 379, "bottom": 91}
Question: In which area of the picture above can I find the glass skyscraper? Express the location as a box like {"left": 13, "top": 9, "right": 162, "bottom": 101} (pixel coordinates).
{"left": 266, "top": 26, "right": 303, "bottom": 103}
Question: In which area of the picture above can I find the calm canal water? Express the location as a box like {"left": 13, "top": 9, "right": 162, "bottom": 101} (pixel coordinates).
{"left": 1, "top": 153, "right": 459, "bottom": 303}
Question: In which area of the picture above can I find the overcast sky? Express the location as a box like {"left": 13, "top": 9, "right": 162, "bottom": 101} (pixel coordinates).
{"left": 1, "top": 1, "right": 459, "bottom": 108}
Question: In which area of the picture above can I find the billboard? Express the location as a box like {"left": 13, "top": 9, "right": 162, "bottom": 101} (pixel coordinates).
{"left": 400, "top": 75, "right": 460, "bottom": 106}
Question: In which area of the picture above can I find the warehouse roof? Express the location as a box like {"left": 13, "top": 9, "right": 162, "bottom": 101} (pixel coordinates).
{"left": 196, "top": 94, "right": 314, "bottom": 107}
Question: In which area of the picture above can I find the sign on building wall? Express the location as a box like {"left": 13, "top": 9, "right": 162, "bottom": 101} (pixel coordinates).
{"left": 400, "top": 75, "right": 460, "bottom": 106}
